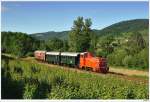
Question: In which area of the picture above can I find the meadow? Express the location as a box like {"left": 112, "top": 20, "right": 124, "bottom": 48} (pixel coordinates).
{"left": 1, "top": 55, "right": 149, "bottom": 99}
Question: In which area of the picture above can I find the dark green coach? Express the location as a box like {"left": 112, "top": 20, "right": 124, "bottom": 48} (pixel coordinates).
{"left": 46, "top": 52, "right": 60, "bottom": 64}
{"left": 60, "top": 52, "right": 80, "bottom": 67}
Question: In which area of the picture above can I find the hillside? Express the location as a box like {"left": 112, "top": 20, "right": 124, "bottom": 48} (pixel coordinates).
{"left": 30, "top": 31, "right": 69, "bottom": 40}
{"left": 30, "top": 19, "right": 149, "bottom": 40}
{"left": 97, "top": 19, "right": 148, "bottom": 36}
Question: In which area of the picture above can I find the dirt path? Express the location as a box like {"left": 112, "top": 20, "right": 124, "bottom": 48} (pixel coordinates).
{"left": 109, "top": 66, "right": 149, "bottom": 77}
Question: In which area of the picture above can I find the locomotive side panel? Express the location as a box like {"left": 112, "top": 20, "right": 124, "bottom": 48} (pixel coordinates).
{"left": 79, "top": 52, "right": 109, "bottom": 73}
{"left": 79, "top": 52, "right": 96, "bottom": 69}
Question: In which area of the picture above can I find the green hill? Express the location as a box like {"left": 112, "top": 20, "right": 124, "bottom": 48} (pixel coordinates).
{"left": 30, "top": 31, "right": 69, "bottom": 40}
{"left": 95, "top": 19, "right": 148, "bottom": 70}
{"left": 97, "top": 19, "right": 148, "bottom": 36}
{"left": 30, "top": 19, "right": 148, "bottom": 40}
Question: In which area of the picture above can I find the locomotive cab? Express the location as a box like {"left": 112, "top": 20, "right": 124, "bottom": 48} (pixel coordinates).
{"left": 79, "top": 52, "right": 109, "bottom": 73}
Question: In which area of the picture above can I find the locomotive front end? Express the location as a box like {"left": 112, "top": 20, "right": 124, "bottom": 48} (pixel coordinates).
{"left": 99, "top": 58, "right": 109, "bottom": 73}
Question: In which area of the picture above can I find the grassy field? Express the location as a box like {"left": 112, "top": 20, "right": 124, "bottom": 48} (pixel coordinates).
{"left": 1, "top": 55, "right": 149, "bottom": 99}
{"left": 109, "top": 66, "right": 149, "bottom": 77}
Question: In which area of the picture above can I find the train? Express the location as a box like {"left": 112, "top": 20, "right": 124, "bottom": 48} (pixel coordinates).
{"left": 34, "top": 51, "right": 109, "bottom": 73}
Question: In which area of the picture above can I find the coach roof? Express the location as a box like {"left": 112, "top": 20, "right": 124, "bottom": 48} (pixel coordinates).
{"left": 61, "top": 52, "right": 80, "bottom": 57}
{"left": 46, "top": 52, "right": 60, "bottom": 55}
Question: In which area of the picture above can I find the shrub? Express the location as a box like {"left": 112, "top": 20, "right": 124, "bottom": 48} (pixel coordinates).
{"left": 23, "top": 84, "right": 37, "bottom": 99}
{"left": 122, "top": 55, "right": 134, "bottom": 67}
{"left": 107, "top": 49, "right": 127, "bottom": 66}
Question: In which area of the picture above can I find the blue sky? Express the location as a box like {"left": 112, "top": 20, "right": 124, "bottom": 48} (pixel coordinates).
{"left": 1, "top": 1, "right": 149, "bottom": 34}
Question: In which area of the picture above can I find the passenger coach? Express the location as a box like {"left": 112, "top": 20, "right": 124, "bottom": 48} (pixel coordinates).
{"left": 60, "top": 52, "right": 80, "bottom": 67}
{"left": 46, "top": 52, "right": 60, "bottom": 64}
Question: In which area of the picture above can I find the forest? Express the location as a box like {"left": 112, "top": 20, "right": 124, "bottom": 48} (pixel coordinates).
{"left": 1, "top": 17, "right": 149, "bottom": 70}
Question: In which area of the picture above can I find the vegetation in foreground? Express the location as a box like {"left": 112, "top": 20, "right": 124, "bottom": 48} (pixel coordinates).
{"left": 1, "top": 55, "right": 149, "bottom": 99}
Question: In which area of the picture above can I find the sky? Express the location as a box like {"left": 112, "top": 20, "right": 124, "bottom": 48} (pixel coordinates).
{"left": 1, "top": 1, "right": 149, "bottom": 34}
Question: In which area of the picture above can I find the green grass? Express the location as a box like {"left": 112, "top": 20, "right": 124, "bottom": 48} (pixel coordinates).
{"left": 110, "top": 65, "right": 149, "bottom": 71}
{"left": 131, "top": 75, "right": 149, "bottom": 79}
{"left": 1, "top": 55, "right": 149, "bottom": 99}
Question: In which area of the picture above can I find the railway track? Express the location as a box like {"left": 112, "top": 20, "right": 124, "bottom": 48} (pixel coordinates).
{"left": 2, "top": 54, "right": 148, "bottom": 84}
{"left": 21, "top": 57, "right": 148, "bottom": 84}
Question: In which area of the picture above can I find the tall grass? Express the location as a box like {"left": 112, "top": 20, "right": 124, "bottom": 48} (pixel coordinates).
{"left": 1, "top": 55, "right": 149, "bottom": 99}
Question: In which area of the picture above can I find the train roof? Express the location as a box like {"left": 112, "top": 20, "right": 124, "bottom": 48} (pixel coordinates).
{"left": 46, "top": 52, "right": 60, "bottom": 55}
{"left": 61, "top": 52, "right": 80, "bottom": 57}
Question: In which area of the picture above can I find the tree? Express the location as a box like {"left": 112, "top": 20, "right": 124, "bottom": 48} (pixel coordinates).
{"left": 89, "top": 32, "right": 97, "bottom": 54}
{"left": 62, "top": 40, "right": 69, "bottom": 51}
{"left": 127, "top": 32, "right": 146, "bottom": 55}
{"left": 68, "top": 17, "right": 92, "bottom": 52}
{"left": 96, "top": 35, "right": 114, "bottom": 57}
{"left": 1, "top": 31, "right": 40, "bottom": 57}
{"left": 46, "top": 37, "right": 64, "bottom": 51}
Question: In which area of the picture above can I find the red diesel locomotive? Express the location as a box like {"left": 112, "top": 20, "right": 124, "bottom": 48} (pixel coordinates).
{"left": 34, "top": 51, "right": 109, "bottom": 73}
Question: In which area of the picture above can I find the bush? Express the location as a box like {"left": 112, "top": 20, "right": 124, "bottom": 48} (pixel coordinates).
{"left": 137, "top": 48, "right": 148, "bottom": 69}
{"left": 122, "top": 55, "right": 134, "bottom": 67}
{"left": 23, "top": 84, "right": 37, "bottom": 99}
{"left": 26, "top": 52, "right": 34, "bottom": 57}
{"left": 107, "top": 49, "right": 127, "bottom": 66}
